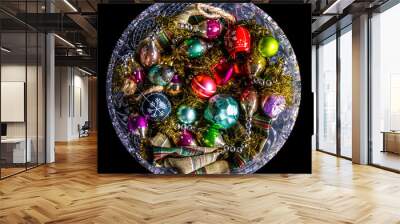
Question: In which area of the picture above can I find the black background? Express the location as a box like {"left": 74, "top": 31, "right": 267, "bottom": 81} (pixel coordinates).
{"left": 98, "top": 3, "right": 312, "bottom": 174}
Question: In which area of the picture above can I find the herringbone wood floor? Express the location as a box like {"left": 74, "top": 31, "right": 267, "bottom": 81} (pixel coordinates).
{"left": 1, "top": 135, "right": 400, "bottom": 224}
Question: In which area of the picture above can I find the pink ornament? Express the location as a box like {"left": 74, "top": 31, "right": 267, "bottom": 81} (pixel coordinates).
{"left": 130, "top": 67, "right": 144, "bottom": 83}
{"left": 178, "top": 130, "right": 197, "bottom": 146}
{"left": 128, "top": 115, "right": 148, "bottom": 138}
{"left": 198, "top": 19, "right": 223, "bottom": 40}
{"left": 191, "top": 74, "right": 217, "bottom": 99}
{"left": 212, "top": 58, "right": 234, "bottom": 86}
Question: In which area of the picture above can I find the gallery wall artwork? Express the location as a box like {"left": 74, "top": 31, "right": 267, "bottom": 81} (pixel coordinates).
{"left": 98, "top": 3, "right": 312, "bottom": 174}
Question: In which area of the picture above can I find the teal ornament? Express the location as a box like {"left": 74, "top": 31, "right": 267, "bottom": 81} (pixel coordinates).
{"left": 204, "top": 94, "right": 239, "bottom": 129}
{"left": 147, "top": 64, "right": 175, "bottom": 86}
{"left": 184, "top": 37, "right": 209, "bottom": 59}
{"left": 177, "top": 105, "right": 197, "bottom": 124}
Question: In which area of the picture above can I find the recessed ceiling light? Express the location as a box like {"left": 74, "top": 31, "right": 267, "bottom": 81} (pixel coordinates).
{"left": 1, "top": 47, "right": 11, "bottom": 53}
{"left": 63, "top": 0, "right": 78, "bottom": 12}
{"left": 54, "top": 34, "right": 75, "bottom": 48}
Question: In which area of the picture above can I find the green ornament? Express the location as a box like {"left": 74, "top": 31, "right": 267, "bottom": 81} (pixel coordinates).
{"left": 147, "top": 64, "right": 175, "bottom": 86}
{"left": 202, "top": 125, "right": 225, "bottom": 147}
{"left": 258, "top": 36, "right": 279, "bottom": 58}
{"left": 204, "top": 94, "right": 239, "bottom": 129}
{"left": 185, "top": 38, "right": 207, "bottom": 59}
{"left": 177, "top": 105, "right": 197, "bottom": 124}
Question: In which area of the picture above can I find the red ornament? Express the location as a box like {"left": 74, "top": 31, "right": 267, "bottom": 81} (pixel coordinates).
{"left": 211, "top": 58, "right": 234, "bottom": 86}
{"left": 224, "top": 25, "right": 251, "bottom": 59}
{"left": 191, "top": 74, "right": 217, "bottom": 99}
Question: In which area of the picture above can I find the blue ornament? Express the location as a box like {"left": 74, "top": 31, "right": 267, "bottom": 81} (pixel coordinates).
{"left": 204, "top": 94, "right": 239, "bottom": 129}
{"left": 147, "top": 65, "right": 175, "bottom": 86}
{"left": 177, "top": 105, "right": 197, "bottom": 124}
{"left": 140, "top": 92, "right": 171, "bottom": 121}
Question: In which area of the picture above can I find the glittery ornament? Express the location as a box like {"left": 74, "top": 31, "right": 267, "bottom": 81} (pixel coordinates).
{"left": 240, "top": 88, "right": 258, "bottom": 119}
{"left": 211, "top": 57, "right": 234, "bottom": 86}
{"left": 140, "top": 92, "right": 171, "bottom": 121}
{"left": 139, "top": 38, "right": 161, "bottom": 67}
{"left": 177, "top": 105, "right": 197, "bottom": 124}
{"left": 201, "top": 125, "right": 225, "bottom": 147}
{"left": 121, "top": 79, "right": 137, "bottom": 95}
{"left": 191, "top": 74, "right": 217, "bottom": 99}
{"left": 195, "top": 19, "right": 223, "bottom": 40}
{"left": 224, "top": 25, "right": 251, "bottom": 59}
{"left": 261, "top": 94, "right": 286, "bottom": 118}
{"left": 204, "top": 94, "right": 239, "bottom": 129}
{"left": 178, "top": 129, "right": 197, "bottom": 146}
{"left": 147, "top": 64, "right": 175, "bottom": 86}
{"left": 127, "top": 115, "right": 148, "bottom": 138}
{"left": 166, "top": 74, "right": 183, "bottom": 96}
{"left": 246, "top": 49, "right": 266, "bottom": 77}
{"left": 258, "top": 36, "right": 279, "bottom": 58}
{"left": 182, "top": 37, "right": 211, "bottom": 59}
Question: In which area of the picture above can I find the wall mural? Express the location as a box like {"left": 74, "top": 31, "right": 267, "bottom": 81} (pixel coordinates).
{"left": 100, "top": 3, "right": 310, "bottom": 174}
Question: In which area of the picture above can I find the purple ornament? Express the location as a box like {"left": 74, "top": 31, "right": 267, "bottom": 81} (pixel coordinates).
{"left": 131, "top": 67, "right": 144, "bottom": 83}
{"left": 197, "top": 19, "right": 222, "bottom": 40}
{"left": 128, "top": 115, "right": 148, "bottom": 138}
{"left": 178, "top": 130, "right": 197, "bottom": 146}
{"left": 261, "top": 95, "right": 286, "bottom": 119}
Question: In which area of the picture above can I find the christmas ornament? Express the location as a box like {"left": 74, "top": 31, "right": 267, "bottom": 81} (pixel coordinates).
{"left": 178, "top": 129, "right": 197, "bottom": 146}
{"left": 177, "top": 105, "right": 197, "bottom": 124}
{"left": 195, "top": 19, "right": 223, "bottom": 40}
{"left": 224, "top": 25, "right": 251, "bottom": 59}
{"left": 191, "top": 74, "right": 217, "bottom": 99}
{"left": 121, "top": 78, "right": 137, "bottom": 95}
{"left": 261, "top": 94, "right": 286, "bottom": 118}
{"left": 140, "top": 92, "right": 171, "bottom": 121}
{"left": 147, "top": 64, "right": 175, "bottom": 86}
{"left": 258, "top": 36, "right": 279, "bottom": 58}
{"left": 240, "top": 88, "right": 258, "bottom": 119}
{"left": 139, "top": 38, "right": 161, "bottom": 67}
{"left": 201, "top": 125, "right": 225, "bottom": 147}
{"left": 130, "top": 66, "right": 145, "bottom": 83}
{"left": 211, "top": 57, "right": 234, "bottom": 86}
{"left": 246, "top": 49, "right": 266, "bottom": 77}
{"left": 166, "top": 74, "right": 183, "bottom": 96}
{"left": 252, "top": 113, "right": 272, "bottom": 130}
{"left": 181, "top": 37, "right": 211, "bottom": 59}
{"left": 151, "top": 132, "right": 172, "bottom": 147}
{"left": 154, "top": 28, "right": 173, "bottom": 51}
{"left": 204, "top": 94, "right": 239, "bottom": 129}
{"left": 128, "top": 115, "right": 148, "bottom": 138}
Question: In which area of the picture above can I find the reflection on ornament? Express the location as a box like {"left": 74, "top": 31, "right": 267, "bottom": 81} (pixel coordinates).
{"left": 204, "top": 94, "right": 239, "bottom": 129}
{"left": 212, "top": 58, "right": 233, "bottom": 86}
{"left": 182, "top": 37, "right": 211, "bottom": 59}
{"left": 196, "top": 19, "right": 223, "bottom": 40}
{"left": 224, "top": 25, "right": 251, "bottom": 59}
{"left": 240, "top": 88, "right": 258, "bottom": 119}
{"left": 261, "top": 94, "right": 286, "bottom": 118}
{"left": 154, "top": 29, "right": 172, "bottom": 51}
{"left": 246, "top": 50, "right": 266, "bottom": 77}
{"left": 191, "top": 74, "right": 217, "bottom": 99}
{"left": 202, "top": 125, "right": 225, "bottom": 147}
{"left": 177, "top": 105, "right": 197, "bottom": 124}
{"left": 178, "top": 129, "right": 197, "bottom": 146}
{"left": 139, "top": 38, "right": 161, "bottom": 67}
{"left": 258, "top": 36, "right": 279, "bottom": 58}
{"left": 148, "top": 64, "right": 175, "bottom": 86}
{"left": 140, "top": 92, "right": 171, "bottom": 121}
{"left": 121, "top": 79, "right": 137, "bottom": 95}
{"left": 166, "top": 74, "right": 183, "bottom": 96}
{"left": 128, "top": 115, "right": 148, "bottom": 138}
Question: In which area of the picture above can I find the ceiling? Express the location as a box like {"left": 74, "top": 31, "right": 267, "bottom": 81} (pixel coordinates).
{"left": 0, "top": 0, "right": 391, "bottom": 74}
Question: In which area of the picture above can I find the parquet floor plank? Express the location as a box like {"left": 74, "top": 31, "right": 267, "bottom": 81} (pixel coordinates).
{"left": 1, "top": 135, "right": 400, "bottom": 223}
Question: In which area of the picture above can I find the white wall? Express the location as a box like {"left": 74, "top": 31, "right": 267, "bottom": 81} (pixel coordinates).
{"left": 55, "top": 66, "right": 89, "bottom": 141}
